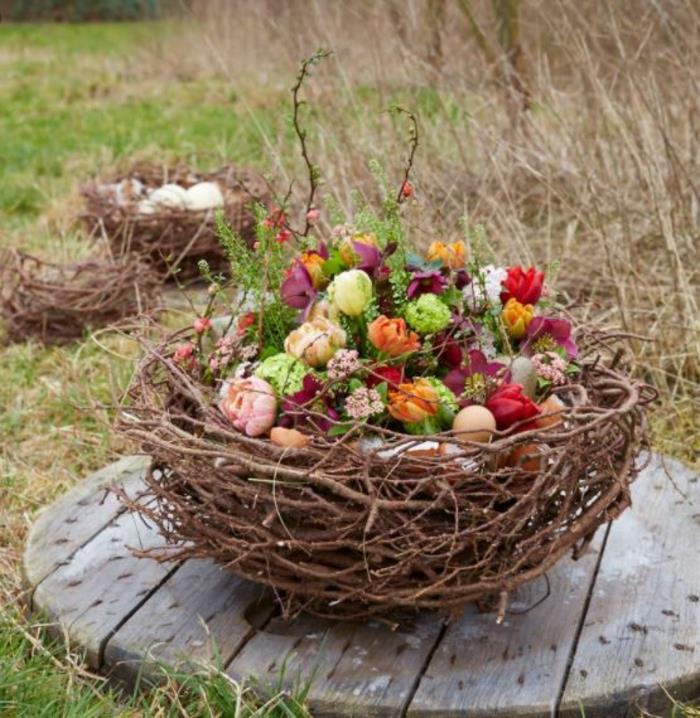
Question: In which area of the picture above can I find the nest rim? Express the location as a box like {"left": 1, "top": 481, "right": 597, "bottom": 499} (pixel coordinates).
{"left": 116, "top": 328, "right": 654, "bottom": 620}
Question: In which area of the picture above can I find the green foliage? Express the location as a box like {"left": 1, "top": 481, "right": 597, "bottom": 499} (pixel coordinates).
{"left": 6, "top": 0, "right": 164, "bottom": 21}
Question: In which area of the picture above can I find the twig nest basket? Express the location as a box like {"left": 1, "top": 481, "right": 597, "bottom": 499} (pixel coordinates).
{"left": 0, "top": 250, "right": 159, "bottom": 345}
{"left": 117, "top": 331, "right": 653, "bottom": 620}
{"left": 81, "top": 163, "right": 269, "bottom": 279}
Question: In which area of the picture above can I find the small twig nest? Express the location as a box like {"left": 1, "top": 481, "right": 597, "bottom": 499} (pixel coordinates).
{"left": 115, "top": 330, "right": 654, "bottom": 620}
{"left": 81, "top": 163, "right": 269, "bottom": 280}
{"left": 0, "top": 250, "right": 159, "bottom": 345}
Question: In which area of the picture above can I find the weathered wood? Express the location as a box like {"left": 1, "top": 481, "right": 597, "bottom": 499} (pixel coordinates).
{"left": 23, "top": 455, "right": 150, "bottom": 587}
{"left": 407, "top": 530, "right": 606, "bottom": 717}
{"left": 559, "top": 455, "right": 700, "bottom": 717}
{"left": 228, "top": 612, "right": 444, "bottom": 717}
{"left": 104, "top": 558, "right": 274, "bottom": 684}
{"left": 23, "top": 453, "right": 700, "bottom": 715}
{"left": 33, "top": 505, "right": 174, "bottom": 669}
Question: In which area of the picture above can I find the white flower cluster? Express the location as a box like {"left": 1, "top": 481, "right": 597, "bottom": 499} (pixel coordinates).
{"left": 464, "top": 265, "right": 507, "bottom": 310}
{"left": 345, "top": 387, "right": 384, "bottom": 420}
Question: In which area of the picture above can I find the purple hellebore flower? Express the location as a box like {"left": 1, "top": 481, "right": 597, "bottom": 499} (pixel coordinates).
{"left": 352, "top": 240, "right": 381, "bottom": 273}
{"left": 316, "top": 240, "right": 329, "bottom": 260}
{"left": 281, "top": 261, "right": 317, "bottom": 316}
{"left": 280, "top": 374, "right": 340, "bottom": 433}
{"left": 407, "top": 269, "right": 448, "bottom": 299}
{"left": 454, "top": 269, "right": 471, "bottom": 290}
{"left": 443, "top": 350, "right": 506, "bottom": 399}
{"left": 523, "top": 317, "right": 578, "bottom": 359}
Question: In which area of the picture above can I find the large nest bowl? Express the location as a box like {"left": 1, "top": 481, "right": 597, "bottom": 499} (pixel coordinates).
{"left": 117, "top": 331, "right": 654, "bottom": 620}
{"left": 0, "top": 250, "right": 159, "bottom": 345}
{"left": 81, "top": 163, "right": 270, "bottom": 280}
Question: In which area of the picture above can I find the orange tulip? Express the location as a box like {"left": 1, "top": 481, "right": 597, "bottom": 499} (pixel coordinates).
{"left": 502, "top": 298, "right": 534, "bottom": 340}
{"left": 299, "top": 251, "right": 328, "bottom": 289}
{"left": 367, "top": 315, "right": 421, "bottom": 357}
{"left": 426, "top": 240, "right": 466, "bottom": 269}
{"left": 388, "top": 379, "right": 440, "bottom": 423}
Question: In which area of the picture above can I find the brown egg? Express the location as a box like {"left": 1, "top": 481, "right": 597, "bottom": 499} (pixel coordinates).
{"left": 536, "top": 394, "right": 567, "bottom": 429}
{"left": 507, "top": 443, "right": 544, "bottom": 473}
{"left": 452, "top": 406, "right": 497, "bottom": 443}
{"left": 270, "top": 427, "right": 310, "bottom": 449}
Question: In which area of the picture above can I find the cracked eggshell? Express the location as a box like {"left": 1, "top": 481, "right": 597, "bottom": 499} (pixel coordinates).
{"left": 148, "top": 183, "right": 188, "bottom": 210}
{"left": 185, "top": 181, "right": 224, "bottom": 211}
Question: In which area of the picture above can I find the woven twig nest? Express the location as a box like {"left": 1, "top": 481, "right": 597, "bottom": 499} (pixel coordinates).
{"left": 0, "top": 250, "right": 159, "bottom": 345}
{"left": 81, "top": 163, "right": 269, "bottom": 280}
{"left": 116, "top": 329, "right": 654, "bottom": 620}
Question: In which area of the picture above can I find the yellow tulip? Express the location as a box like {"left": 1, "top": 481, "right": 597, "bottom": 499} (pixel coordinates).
{"left": 502, "top": 298, "right": 534, "bottom": 340}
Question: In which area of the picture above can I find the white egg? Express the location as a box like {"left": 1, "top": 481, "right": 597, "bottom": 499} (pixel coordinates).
{"left": 136, "top": 199, "right": 157, "bottom": 215}
{"left": 184, "top": 181, "right": 224, "bottom": 211}
{"left": 148, "top": 183, "right": 188, "bottom": 210}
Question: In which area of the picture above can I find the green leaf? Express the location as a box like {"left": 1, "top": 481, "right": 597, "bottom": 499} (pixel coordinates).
{"left": 322, "top": 250, "right": 348, "bottom": 277}
{"left": 348, "top": 377, "right": 363, "bottom": 392}
{"left": 440, "top": 286, "right": 463, "bottom": 308}
{"left": 328, "top": 422, "right": 354, "bottom": 436}
{"left": 260, "top": 345, "right": 279, "bottom": 361}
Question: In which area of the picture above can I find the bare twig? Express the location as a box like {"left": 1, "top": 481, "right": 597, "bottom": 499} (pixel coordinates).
{"left": 290, "top": 49, "right": 332, "bottom": 236}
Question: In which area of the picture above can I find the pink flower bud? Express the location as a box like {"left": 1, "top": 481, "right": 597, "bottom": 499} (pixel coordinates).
{"left": 194, "top": 317, "right": 212, "bottom": 334}
{"left": 306, "top": 207, "right": 320, "bottom": 224}
{"left": 275, "top": 229, "right": 292, "bottom": 244}
{"left": 174, "top": 343, "right": 194, "bottom": 361}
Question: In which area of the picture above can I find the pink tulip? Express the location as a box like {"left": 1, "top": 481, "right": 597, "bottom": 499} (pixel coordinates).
{"left": 219, "top": 377, "right": 277, "bottom": 437}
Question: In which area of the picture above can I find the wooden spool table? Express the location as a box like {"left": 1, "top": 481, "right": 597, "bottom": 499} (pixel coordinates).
{"left": 24, "top": 454, "right": 699, "bottom": 717}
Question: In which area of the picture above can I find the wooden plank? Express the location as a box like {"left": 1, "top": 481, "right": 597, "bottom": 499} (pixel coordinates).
{"left": 104, "top": 558, "right": 274, "bottom": 684}
{"left": 33, "top": 506, "right": 175, "bottom": 669}
{"left": 23, "top": 455, "right": 151, "bottom": 587}
{"left": 559, "top": 455, "right": 700, "bottom": 717}
{"left": 406, "top": 530, "right": 606, "bottom": 717}
{"left": 227, "top": 612, "right": 444, "bottom": 717}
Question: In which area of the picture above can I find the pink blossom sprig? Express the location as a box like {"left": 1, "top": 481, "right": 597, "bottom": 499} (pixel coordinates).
{"left": 327, "top": 349, "right": 361, "bottom": 380}
{"left": 345, "top": 387, "right": 384, "bottom": 420}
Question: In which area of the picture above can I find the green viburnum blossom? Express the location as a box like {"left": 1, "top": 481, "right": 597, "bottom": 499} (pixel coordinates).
{"left": 405, "top": 293, "right": 452, "bottom": 335}
{"left": 255, "top": 353, "right": 308, "bottom": 396}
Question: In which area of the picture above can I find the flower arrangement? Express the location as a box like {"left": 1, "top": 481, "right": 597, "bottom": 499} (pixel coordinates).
{"left": 117, "top": 53, "right": 653, "bottom": 620}
{"left": 180, "top": 231, "right": 580, "bottom": 450}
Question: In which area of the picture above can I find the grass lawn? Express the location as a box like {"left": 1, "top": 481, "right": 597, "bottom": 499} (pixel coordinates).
{"left": 0, "top": 13, "right": 698, "bottom": 718}
{"left": 0, "top": 21, "right": 310, "bottom": 717}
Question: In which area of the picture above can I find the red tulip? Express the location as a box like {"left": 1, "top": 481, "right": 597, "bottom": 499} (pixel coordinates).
{"left": 485, "top": 383, "right": 541, "bottom": 430}
{"left": 500, "top": 266, "right": 545, "bottom": 306}
{"left": 366, "top": 365, "right": 404, "bottom": 389}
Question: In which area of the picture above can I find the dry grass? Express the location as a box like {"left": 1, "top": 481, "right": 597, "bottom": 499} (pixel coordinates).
{"left": 154, "top": 0, "right": 699, "bottom": 465}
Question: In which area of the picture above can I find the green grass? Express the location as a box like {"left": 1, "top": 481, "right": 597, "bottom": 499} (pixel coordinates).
{"left": 0, "top": 22, "right": 308, "bottom": 717}
{"left": 0, "top": 22, "right": 288, "bottom": 237}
